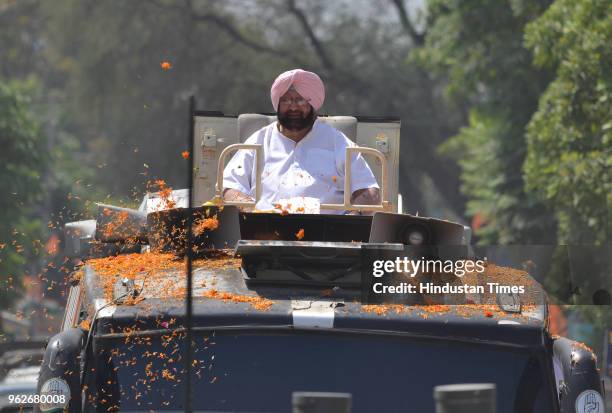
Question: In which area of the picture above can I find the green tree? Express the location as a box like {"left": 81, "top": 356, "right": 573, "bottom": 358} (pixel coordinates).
{"left": 0, "top": 80, "right": 48, "bottom": 308}
{"left": 523, "top": 0, "right": 612, "bottom": 360}
{"left": 524, "top": 0, "right": 611, "bottom": 245}
{"left": 0, "top": 0, "right": 98, "bottom": 311}
{"left": 416, "top": 0, "right": 556, "bottom": 243}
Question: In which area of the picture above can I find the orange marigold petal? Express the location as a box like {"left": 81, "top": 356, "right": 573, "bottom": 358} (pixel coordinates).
{"left": 295, "top": 228, "right": 305, "bottom": 240}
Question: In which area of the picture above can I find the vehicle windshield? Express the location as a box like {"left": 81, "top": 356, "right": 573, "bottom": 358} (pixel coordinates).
{"left": 86, "top": 331, "right": 556, "bottom": 413}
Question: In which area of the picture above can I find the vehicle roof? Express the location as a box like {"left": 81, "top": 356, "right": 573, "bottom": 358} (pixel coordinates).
{"left": 81, "top": 252, "right": 548, "bottom": 349}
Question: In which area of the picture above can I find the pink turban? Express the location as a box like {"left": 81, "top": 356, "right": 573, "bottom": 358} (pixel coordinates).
{"left": 270, "top": 69, "right": 325, "bottom": 112}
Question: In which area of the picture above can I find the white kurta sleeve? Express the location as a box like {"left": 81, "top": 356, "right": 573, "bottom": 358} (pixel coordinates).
{"left": 335, "top": 132, "right": 380, "bottom": 194}
{"left": 222, "top": 136, "right": 257, "bottom": 196}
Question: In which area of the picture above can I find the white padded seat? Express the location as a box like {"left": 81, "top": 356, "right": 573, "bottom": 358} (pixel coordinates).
{"left": 237, "top": 114, "right": 277, "bottom": 142}
{"left": 318, "top": 116, "right": 357, "bottom": 142}
{"left": 237, "top": 114, "right": 358, "bottom": 142}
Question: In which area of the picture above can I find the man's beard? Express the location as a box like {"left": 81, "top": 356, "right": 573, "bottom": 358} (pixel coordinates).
{"left": 277, "top": 107, "right": 316, "bottom": 131}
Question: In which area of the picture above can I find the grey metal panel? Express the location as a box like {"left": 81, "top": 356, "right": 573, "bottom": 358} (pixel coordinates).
{"left": 356, "top": 121, "right": 400, "bottom": 211}
{"left": 193, "top": 116, "right": 239, "bottom": 205}
{"left": 61, "top": 284, "right": 82, "bottom": 332}
{"left": 64, "top": 220, "right": 96, "bottom": 258}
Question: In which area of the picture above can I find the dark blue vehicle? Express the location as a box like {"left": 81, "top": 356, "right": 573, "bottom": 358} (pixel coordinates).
{"left": 35, "top": 113, "right": 604, "bottom": 413}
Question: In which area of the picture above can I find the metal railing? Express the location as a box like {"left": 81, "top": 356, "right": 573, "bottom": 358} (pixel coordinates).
{"left": 214, "top": 143, "right": 263, "bottom": 207}
{"left": 320, "top": 146, "right": 391, "bottom": 212}
{"left": 214, "top": 144, "right": 391, "bottom": 212}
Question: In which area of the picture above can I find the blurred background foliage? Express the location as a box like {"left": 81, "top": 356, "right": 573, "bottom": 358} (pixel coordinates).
{"left": 0, "top": 0, "right": 609, "bottom": 348}
{"left": 417, "top": 0, "right": 557, "bottom": 245}
{"left": 0, "top": 80, "right": 47, "bottom": 308}
{"left": 524, "top": 0, "right": 611, "bottom": 245}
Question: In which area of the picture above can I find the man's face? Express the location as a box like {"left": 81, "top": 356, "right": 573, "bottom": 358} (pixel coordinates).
{"left": 277, "top": 89, "right": 315, "bottom": 131}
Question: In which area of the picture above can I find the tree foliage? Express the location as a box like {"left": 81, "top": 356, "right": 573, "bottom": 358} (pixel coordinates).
{"left": 0, "top": 0, "right": 98, "bottom": 310}
{"left": 521, "top": 0, "right": 612, "bottom": 355}
{"left": 0, "top": 80, "right": 47, "bottom": 307}
{"left": 524, "top": 0, "right": 611, "bottom": 244}
{"left": 416, "top": 0, "right": 557, "bottom": 243}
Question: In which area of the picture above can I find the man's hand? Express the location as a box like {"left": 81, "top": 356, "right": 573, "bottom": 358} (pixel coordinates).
{"left": 223, "top": 188, "right": 255, "bottom": 211}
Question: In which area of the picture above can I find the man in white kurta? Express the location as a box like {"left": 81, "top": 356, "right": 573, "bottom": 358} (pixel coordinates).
{"left": 223, "top": 118, "right": 379, "bottom": 212}
{"left": 222, "top": 69, "right": 380, "bottom": 213}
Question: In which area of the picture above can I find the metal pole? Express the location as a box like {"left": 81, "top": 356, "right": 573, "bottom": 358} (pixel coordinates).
{"left": 184, "top": 96, "right": 196, "bottom": 413}
{"left": 434, "top": 383, "right": 496, "bottom": 413}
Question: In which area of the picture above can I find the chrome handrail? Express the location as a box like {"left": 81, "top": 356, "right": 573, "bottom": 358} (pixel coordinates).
{"left": 320, "top": 146, "right": 391, "bottom": 212}
{"left": 214, "top": 143, "right": 263, "bottom": 207}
